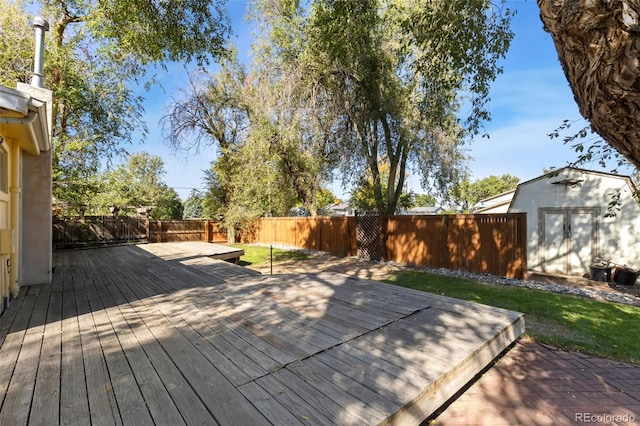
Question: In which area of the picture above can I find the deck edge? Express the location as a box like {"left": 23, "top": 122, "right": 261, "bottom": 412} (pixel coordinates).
{"left": 382, "top": 313, "right": 526, "bottom": 425}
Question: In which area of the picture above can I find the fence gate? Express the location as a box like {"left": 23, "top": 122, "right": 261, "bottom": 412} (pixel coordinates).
{"left": 356, "top": 214, "right": 383, "bottom": 261}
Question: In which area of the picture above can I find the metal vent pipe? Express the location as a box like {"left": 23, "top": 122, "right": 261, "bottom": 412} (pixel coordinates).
{"left": 30, "top": 17, "right": 50, "bottom": 88}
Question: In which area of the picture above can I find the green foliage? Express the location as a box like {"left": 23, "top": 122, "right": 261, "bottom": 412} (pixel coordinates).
{"left": 315, "top": 188, "right": 337, "bottom": 214}
{"left": 350, "top": 160, "right": 414, "bottom": 213}
{"left": 165, "top": 5, "right": 335, "bottom": 225}
{"left": 183, "top": 190, "right": 206, "bottom": 219}
{"left": 2, "top": 0, "right": 230, "bottom": 211}
{"left": 201, "top": 163, "right": 229, "bottom": 220}
{"left": 0, "top": 0, "right": 32, "bottom": 86}
{"left": 304, "top": 0, "right": 514, "bottom": 214}
{"left": 449, "top": 173, "right": 519, "bottom": 212}
{"left": 549, "top": 119, "right": 635, "bottom": 173}
{"left": 413, "top": 194, "right": 437, "bottom": 207}
{"left": 98, "top": 152, "right": 183, "bottom": 219}
{"left": 82, "top": 0, "right": 230, "bottom": 67}
{"left": 385, "top": 271, "right": 640, "bottom": 364}
{"left": 166, "top": 0, "right": 513, "bottom": 228}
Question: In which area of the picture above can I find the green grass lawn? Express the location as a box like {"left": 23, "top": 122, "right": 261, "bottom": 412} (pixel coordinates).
{"left": 231, "top": 245, "right": 640, "bottom": 364}
{"left": 384, "top": 271, "right": 640, "bottom": 364}
{"left": 231, "top": 244, "right": 310, "bottom": 267}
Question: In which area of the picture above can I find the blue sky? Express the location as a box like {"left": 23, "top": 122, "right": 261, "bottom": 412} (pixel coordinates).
{"left": 131, "top": 0, "right": 612, "bottom": 201}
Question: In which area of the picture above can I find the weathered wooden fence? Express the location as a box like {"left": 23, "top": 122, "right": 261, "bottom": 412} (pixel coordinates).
{"left": 244, "top": 216, "right": 358, "bottom": 258}
{"left": 247, "top": 214, "right": 527, "bottom": 279}
{"left": 53, "top": 214, "right": 527, "bottom": 278}
{"left": 53, "top": 216, "right": 148, "bottom": 249}
{"left": 53, "top": 217, "right": 227, "bottom": 248}
{"left": 384, "top": 214, "right": 527, "bottom": 279}
{"left": 147, "top": 220, "right": 227, "bottom": 243}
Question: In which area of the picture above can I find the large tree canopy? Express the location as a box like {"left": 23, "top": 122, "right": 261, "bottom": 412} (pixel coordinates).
{"left": 3, "top": 0, "right": 231, "bottom": 212}
{"left": 0, "top": 0, "right": 32, "bottom": 85}
{"left": 538, "top": 0, "right": 640, "bottom": 169}
{"left": 163, "top": 0, "right": 513, "bottom": 229}
{"left": 100, "top": 152, "right": 183, "bottom": 219}
{"left": 304, "top": 0, "right": 514, "bottom": 214}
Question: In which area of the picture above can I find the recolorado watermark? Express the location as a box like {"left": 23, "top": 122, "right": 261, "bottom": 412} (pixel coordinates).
{"left": 575, "top": 412, "right": 637, "bottom": 423}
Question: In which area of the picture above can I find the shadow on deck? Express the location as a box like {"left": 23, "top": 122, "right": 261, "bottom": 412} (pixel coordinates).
{"left": 0, "top": 242, "right": 524, "bottom": 425}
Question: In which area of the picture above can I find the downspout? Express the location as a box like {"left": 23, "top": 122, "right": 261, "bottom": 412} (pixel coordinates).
{"left": 9, "top": 146, "right": 20, "bottom": 297}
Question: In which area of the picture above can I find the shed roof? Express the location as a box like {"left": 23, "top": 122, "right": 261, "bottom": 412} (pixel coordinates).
{"left": 508, "top": 166, "right": 639, "bottom": 211}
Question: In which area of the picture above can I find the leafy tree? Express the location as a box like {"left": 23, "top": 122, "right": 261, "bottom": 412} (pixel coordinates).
{"left": 3, "top": 0, "right": 231, "bottom": 211}
{"left": 350, "top": 159, "right": 413, "bottom": 214}
{"left": 304, "top": 0, "right": 514, "bottom": 215}
{"left": 315, "top": 188, "right": 337, "bottom": 214}
{"left": 247, "top": 0, "right": 336, "bottom": 216}
{"left": 164, "top": 3, "right": 336, "bottom": 224}
{"left": 201, "top": 163, "right": 229, "bottom": 220}
{"left": 414, "top": 194, "right": 437, "bottom": 208}
{"left": 152, "top": 188, "right": 183, "bottom": 220}
{"left": 183, "top": 190, "right": 205, "bottom": 219}
{"left": 548, "top": 119, "right": 634, "bottom": 174}
{"left": 0, "top": 0, "right": 32, "bottom": 85}
{"left": 100, "top": 152, "right": 183, "bottom": 219}
{"left": 538, "top": 1, "right": 640, "bottom": 169}
{"left": 449, "top": 174, "right": 520, "bottom": 212}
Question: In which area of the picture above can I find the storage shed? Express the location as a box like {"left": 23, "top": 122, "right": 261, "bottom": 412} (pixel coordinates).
{"left": 508, "top": 167, "right": 640, "bottom": 276}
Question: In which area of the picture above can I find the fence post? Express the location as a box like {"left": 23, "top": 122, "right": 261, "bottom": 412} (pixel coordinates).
{"left": 205, "top": 220, "right": 210, "bottom": 243}
{"left": 115, "top": 217, "right": 121, "bottom": 240}
{"left": 158, "top": 220, "right": 163, "bottom": 243}
{"left": 443, "top": 215, "right": 450, "bottom": 270}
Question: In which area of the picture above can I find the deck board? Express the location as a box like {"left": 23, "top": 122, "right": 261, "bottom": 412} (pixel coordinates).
{"left": 0, "top": 242, "right": 524, "bottom": 425}
{"left": 29, "top": 290, "right": 61, "bottom": 426}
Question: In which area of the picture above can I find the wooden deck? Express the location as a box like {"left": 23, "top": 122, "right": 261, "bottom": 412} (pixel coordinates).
{"left": 140, "top": 241, "right": 246, "bottom": 263}
{"left": 0, "top": 243, "right": 524, "bottom": 425}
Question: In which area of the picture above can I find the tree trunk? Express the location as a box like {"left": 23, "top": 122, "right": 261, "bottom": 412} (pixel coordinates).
{"left": 538, "top": 0, "right": 640, "bottom": 169}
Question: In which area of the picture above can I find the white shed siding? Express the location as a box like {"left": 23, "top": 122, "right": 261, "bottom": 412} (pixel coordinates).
{"left": 473, "top": 190, "right": 515, "bottom": 214}
{"left": 509, "top": 168, "right": 640, "bottom": 275}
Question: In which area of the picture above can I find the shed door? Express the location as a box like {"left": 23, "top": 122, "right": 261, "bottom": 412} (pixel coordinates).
{"left": 568, "top": 212, "right": 596, "bottom": 275}
{"left": 541, "top": 208, "right": 599, "bottom": 276}
{"left": 543, "top": 212, "right": 566, "bottom": 274}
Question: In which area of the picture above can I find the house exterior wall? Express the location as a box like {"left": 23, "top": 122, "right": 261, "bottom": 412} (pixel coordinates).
{"left": 20, "top": 150, "right": 52, "bottom": 285}
{"left": 0, "top": 138, "right": 13, "bottom": 312}
{"left": 17, "top": 84, "right": 52, "bottom": 286}
{"left": 509, "top": 168, "right": 640, "bottom": 275}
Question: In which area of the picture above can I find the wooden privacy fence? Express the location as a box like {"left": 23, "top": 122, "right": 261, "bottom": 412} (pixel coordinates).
{"left": 246, "top": 216, "right": 358, "bottom": 258}
{"left": 53, "top": 216, "right": 148, "bottom": 249}
{"left": 247, "top": 214, "right": 527, "bottom": 279}
{"left": 53, "top": 214, "right": 527, "bottom": 278}
{"left": 53, "top": 217, "right": 227, "bottom": 248}
{"left": 384, "top": 214, "right": 527, "bottom": 279}
{"left": 147, "top": 220, "right": 227, "bottom": 243}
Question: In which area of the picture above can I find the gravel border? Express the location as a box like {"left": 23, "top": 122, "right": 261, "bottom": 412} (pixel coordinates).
{"left": 399, "top": 263, "right": 640, "bottom": 307}
{"left": 256, "top": 244, "right": 640, "bottom": 307}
